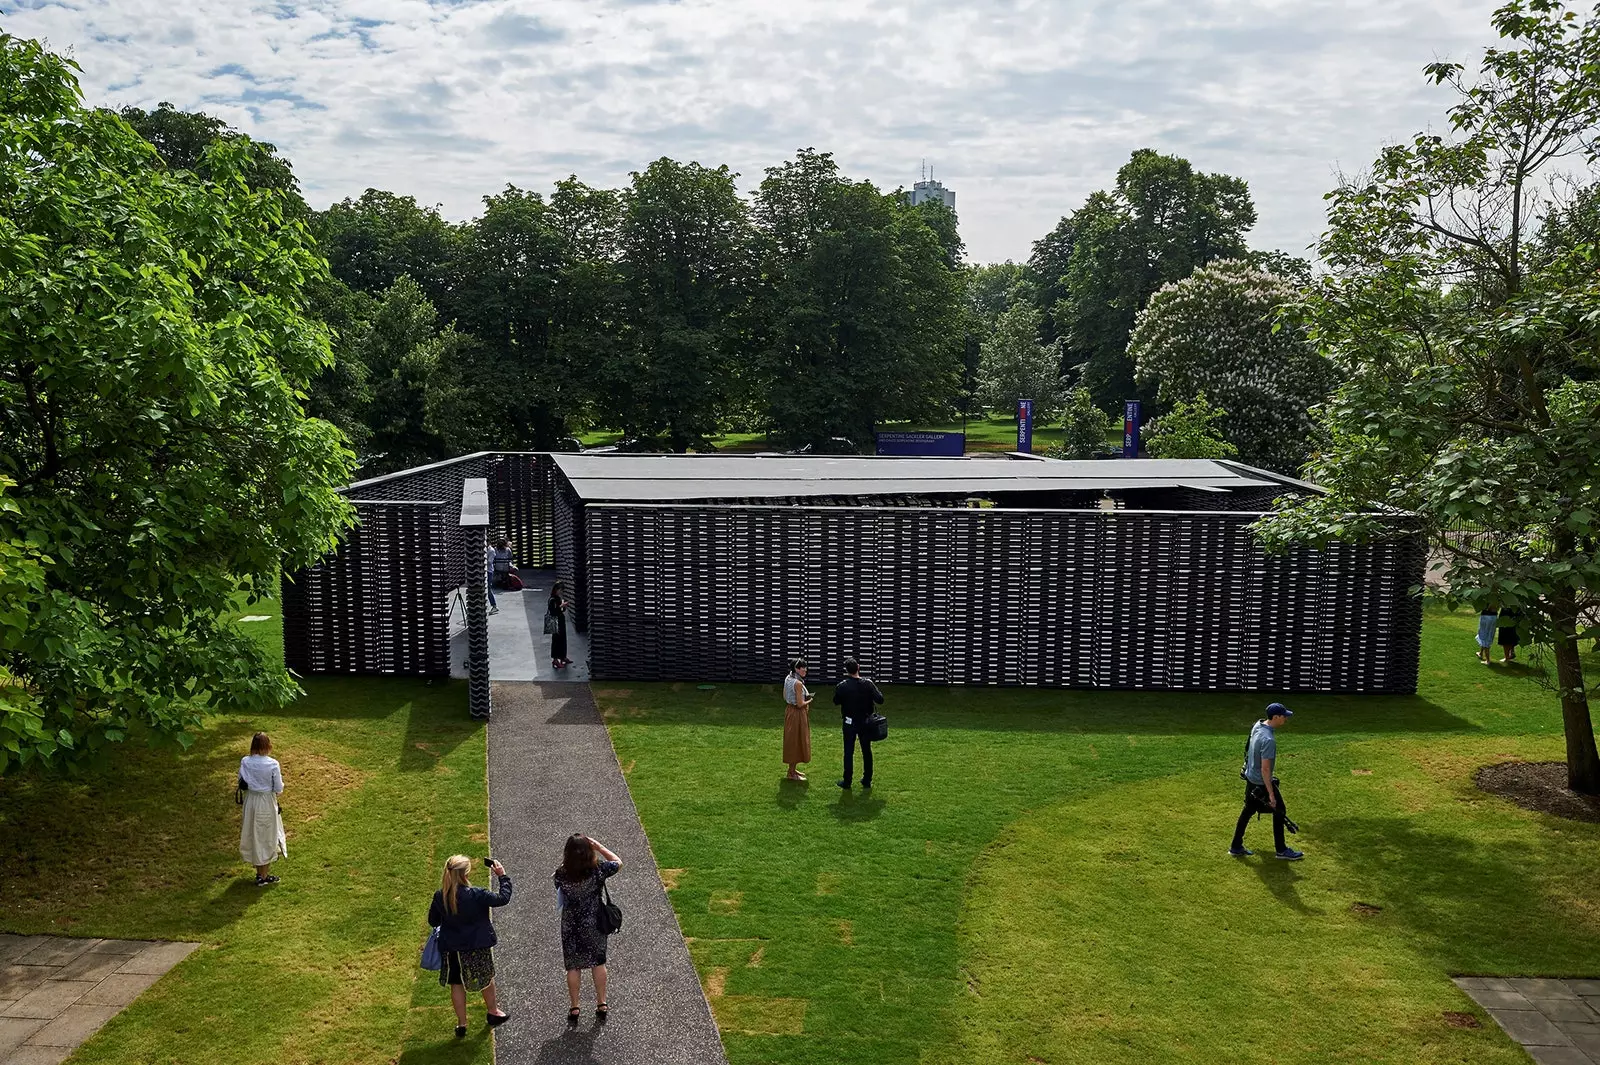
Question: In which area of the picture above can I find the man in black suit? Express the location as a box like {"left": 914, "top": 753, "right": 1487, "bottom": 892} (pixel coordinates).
{"left": 833, "top": 658, "right": 884, "bottom": 789}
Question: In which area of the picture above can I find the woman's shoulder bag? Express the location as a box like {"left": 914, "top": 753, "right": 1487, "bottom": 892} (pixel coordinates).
{"left": 595, "top": 878, "right": 623, "bottom": 935}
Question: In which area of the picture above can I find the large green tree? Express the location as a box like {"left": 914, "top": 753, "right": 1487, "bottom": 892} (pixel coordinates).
{"left": 117, "top": 101, "right": 303, "bottom": 210}
{"left": 1129, "top": 259, "right": 1334, "bottom": 472}
{"left": 609, "top": 159, "right": 755, "bottom": 449}
{"left": 752, "top": 150, "right": 964, "bottom": 450}
{"left": 976, "top": 302, "right": 1069, "bottom": 421}
{"left": 1046, "top": 150, "right": 1256, "bottom": 407}
{"left": 314, "top": 189, "right": 459, "bottom": 305}
{"left": 0, "top": 35, "right": 355, "bottom": 771}
{"left": 442, "top": 186, "right": 578, "bottom": 449}
{"left": 1256, "top": 0, "right": 1600, "bottom": 793}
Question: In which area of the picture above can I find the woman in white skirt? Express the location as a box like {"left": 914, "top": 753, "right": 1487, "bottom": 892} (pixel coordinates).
{"left": 239, "top": 732, "right": 287, "bottom": 886}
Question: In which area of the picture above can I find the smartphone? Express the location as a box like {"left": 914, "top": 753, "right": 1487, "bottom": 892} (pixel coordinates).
{"left": 482, "top": 856, "right": 496, "bottom": 868}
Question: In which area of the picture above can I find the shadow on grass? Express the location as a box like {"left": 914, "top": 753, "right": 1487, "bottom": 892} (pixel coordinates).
{"left": 602, "top": 686, "right": 1479, "bottom": 737}
{"left": 775, "top": 778, "right": 808, "bottom": 810}
{"left": 830, "top": 788, "right": 886, "bottom": 822}
{"left": 396, "top": 1027, "right": 492, "bottom": 1065}
{"left": 1316, "top": 816, "right": 1600, "bottom": 971}
{"left": 1247, "top": 856, "right": 1319, "bottom": 916}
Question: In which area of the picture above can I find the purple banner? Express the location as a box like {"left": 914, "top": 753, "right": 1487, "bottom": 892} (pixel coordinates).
{"left": 875, "top": 431, "right": 966, "bottom": 457}
{"left": 1123, "top": 400, "right": 1141, "bottom": 458}
{"left": 1017, "top": 399, "right": 1034, "bottom": 453}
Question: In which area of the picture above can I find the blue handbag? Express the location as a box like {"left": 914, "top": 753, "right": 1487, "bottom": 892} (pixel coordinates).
{"left": 420, "top": 928, "right": 442, "bottom": 971}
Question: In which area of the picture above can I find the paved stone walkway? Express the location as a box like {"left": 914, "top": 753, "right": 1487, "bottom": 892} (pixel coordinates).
{"left": 450, "top": 569, "right": 592, "bottom": 683}
{"left": 1454, "top": 976, "right": 1600, "bottom": 1064}
{"left": 486, "top": 682, "right": 728, "bottom": 1065}
{"left": 0, "top": 935, "right": 198, "bottom": 1065}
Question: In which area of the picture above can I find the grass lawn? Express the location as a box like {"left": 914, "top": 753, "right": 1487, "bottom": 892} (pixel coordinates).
{"left": 0, "top": 602, "right": 492, "bottom": 1065}
{"left": 576, "top": 414, "right": 1111, "bottom": 454}
{"left": 600, "top": 607, "right": 1600, "bottom": 1065}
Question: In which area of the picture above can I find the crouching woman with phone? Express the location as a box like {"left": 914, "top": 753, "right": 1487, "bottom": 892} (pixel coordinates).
{"left": 429, "top": 855, "right": 514, "bottom": 1038}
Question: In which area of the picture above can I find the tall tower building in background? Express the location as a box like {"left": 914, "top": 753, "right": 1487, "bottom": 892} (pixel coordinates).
{"left": 908, "top": 161, "right": 955, "bottom": 209}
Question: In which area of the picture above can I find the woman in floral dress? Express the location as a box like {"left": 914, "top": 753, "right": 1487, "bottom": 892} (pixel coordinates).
{"left": 554, "top": 833, "right": 623, "bottom": 1024}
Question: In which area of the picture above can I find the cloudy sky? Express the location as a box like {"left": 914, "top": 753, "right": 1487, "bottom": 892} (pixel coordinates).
{"left": 7, "top": 0, "right": 1500, "bottom": 263}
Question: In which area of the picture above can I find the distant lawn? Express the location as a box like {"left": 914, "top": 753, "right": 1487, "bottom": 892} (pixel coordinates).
{"left": 577, "top": 413, "right": 1115, "bottom": 455}
{"left": 0, "top": 603, "right": 491, "bottom": 1065}
{"left": 600, "top": 609, "right": 1600, "bottom": 1064}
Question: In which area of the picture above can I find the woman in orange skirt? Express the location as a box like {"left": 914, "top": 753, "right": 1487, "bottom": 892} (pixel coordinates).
{"left": 782, "top": 659, "right": 812, "bottom": 781}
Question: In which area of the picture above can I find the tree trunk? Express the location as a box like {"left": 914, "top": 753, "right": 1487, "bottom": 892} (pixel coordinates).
{"left": 1550, "top": 593, "right": 1600, "bottom": 795}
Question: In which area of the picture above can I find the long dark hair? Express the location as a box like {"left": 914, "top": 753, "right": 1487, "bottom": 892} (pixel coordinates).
{"left": 560, "top": 833, "right": 596, "bottom": 883}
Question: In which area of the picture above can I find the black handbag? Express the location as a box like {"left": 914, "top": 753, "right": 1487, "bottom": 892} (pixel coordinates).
{"left": 596, "top": 878, "right": 623, "bottom": 935}
{"left": 865, "top": 713, "right": 888, "bottom": 742}
{"left": 543, "top": 612, "right": 561, "bottom": 635}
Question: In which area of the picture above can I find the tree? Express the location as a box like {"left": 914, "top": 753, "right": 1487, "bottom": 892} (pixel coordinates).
{"left": 314, "top": 189, "right": 459, "bottom": 304}
{"left": 1026, "top": 216, "right": 1076, "bottom": 346}
{"left": 117, "top": 102, "right": 303, "bottom": 211}
{"left": 609, "top": 159, "right": 755, "bottom": 450}
{"left": 0, "top": 34, "right": 355, "bottom": 771}
{"left": 1049, "top": 150, "right": 1257, "bottom": 408}
{"left": 1129, "top": 259, "right": 1334, "bottom": 472}
{"left": 1050, "top": 388, "right": 1114, "bottom": 460}
{"left": 963, "top": 262, "right": 1030, "bottom": 414}
{"left": 355, "top": 276, "right": 471, "bottom": 474}
{"left": 443, "top": 186, "right": 577, "bottom": 449}
{"left": 1143, "top": 394, "right": 1238, "bottom": 459}
{"left": 976, "top": 302, "right": 1069, "bottom": 420}
{"left": 1255, "top": 0, "right": 1600, "bottom": 793}
{"left": 752, "top": 149, "right": 964, "bottom": 450}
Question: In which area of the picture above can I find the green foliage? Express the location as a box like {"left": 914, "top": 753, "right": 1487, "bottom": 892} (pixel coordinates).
{"left": 1143, "top": 393, "right": 1239, "bottom": 459}
{"left": 975, "top": 302, "right": 1068, "bottom": 420}
{"left": 314, "top": 189, "right": 459, "bottom": 303}
{"left": 116, "top": 101, "right": 304, "bottom": 213}
{"left": 1129, "top": 259, "right": 1333, "bottom": 472}
{"left": 608, "top": 159, "right": 756, "bottom": 449}
{"left": 1050, "top": 150, "right": 1257, "bottom": 408}
{"left": 752, "top": 150, "right": 965, "bottom": 451}
{"left": 1254, "top": 0, "right": 1600, "bottom": 791}
{"left": 444, "top": 186, "right": 580, "bottom": 449}
{"left": 1049, "top": 388, "right": 1115, "bottom": 459}
{"left": 0, "top": 34, "right": 355, "bottom": 772}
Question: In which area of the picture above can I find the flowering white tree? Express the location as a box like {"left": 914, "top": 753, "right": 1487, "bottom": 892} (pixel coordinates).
{"left": 976, "top": 302, "right": 1069, "bottom": 420}
{"left": 1129, "top": 259, "right": 1334, "bottom": 473}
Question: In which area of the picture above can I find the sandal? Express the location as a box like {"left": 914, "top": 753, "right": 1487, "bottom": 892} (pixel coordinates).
{"left": 596, "top": 1003, "right": 609, "bottom": 1022}
{"left": 567, "top": 1007, "right": 580, "bottom": 1027}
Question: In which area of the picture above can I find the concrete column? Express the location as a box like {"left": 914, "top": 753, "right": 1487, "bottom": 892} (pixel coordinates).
{"left": 462, "top": 478, "right": 492, "bottom": 720}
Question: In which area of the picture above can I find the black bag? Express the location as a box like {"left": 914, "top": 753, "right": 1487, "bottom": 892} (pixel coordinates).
{"left": 596, "top": 879, "right": 622, "bottom": 935}
{"left": 543, "top": 612, "right": 561, "bottom": 635}
{"left": 235, "top": 774, "right": 247, "bottom": 805}
{"left": 865, "top": 713, "right": 888, "bottom": 742}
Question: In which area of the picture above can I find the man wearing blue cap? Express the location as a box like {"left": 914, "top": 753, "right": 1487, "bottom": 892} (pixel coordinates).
{"left": 1229, "top": 703, "right": 1303, "bottom": 860}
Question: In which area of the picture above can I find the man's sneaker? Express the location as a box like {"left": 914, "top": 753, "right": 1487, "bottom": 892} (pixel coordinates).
{"left": 1228, "top": 846, "right": 1253, "bottom": 857}
{"left": 1274, "top": 848, "right": 1305, "bottom": 861}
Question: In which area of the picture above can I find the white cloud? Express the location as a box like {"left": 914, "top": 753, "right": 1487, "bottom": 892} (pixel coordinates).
{"left": 7, "top": 0, "right": 1500, "bottom": 262}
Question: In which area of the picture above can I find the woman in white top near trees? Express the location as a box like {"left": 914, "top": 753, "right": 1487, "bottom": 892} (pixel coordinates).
{"left": 238, "top": 732, "right": 287, "bottom": 886}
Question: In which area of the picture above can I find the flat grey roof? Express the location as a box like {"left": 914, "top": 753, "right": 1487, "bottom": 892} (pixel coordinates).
{"left": 551, "top": 454, "right": 1284, "bottom": 502}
